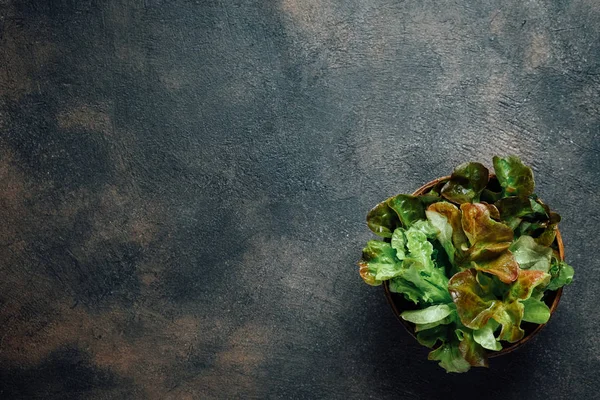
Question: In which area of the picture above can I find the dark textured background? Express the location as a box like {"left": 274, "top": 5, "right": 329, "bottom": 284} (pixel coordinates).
{"left": 1, "top": 0, "right": 599, "bottom": 399}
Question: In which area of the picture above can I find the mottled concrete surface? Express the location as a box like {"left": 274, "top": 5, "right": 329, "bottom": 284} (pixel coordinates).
{"left": 0, "top": 0, "right": 599, "bottom": 399}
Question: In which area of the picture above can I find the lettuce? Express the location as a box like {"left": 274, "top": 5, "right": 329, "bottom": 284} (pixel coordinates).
{"left": 428, "top": 337, "right": 472, "bottom": 373}
{"left": 521, "top": 298, "right": 551, "bottom": 324}
{"left": 492, "top": 155, "right": 535, "bottom": 197}
{"left": 426, "top": 202, "right": 468, "bottom": 265}
{"left": 460, "top": 203, "right": 519, "bottom": 283}
{"left": 401, "top": 304, "right": 454, "bottom": 324}
{"left": 547, "top": 258, "right": 575, "bottom": 291}
{"left": 441, "top": 162, "right": 489, "bottom": 204}
{"left": 509, "top": 235, "right": 552, "bottom": 272}
{"left": 366, "top": 202, "right": 400, "bottom": 238}
{"left": 358, "top": 155, "right": 574, "bottom": 373}
{"left": 473, "top": 319, "right": 502, "bottom": 351}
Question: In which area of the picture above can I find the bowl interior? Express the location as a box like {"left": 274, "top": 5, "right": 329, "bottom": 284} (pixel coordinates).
{"left": 383, "top": 175, "right": 564, "bottom": 357}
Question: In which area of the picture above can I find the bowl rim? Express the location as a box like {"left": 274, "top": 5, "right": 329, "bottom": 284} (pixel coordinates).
{"left": 382, "top": 175, "right": 564, "bottom": 357}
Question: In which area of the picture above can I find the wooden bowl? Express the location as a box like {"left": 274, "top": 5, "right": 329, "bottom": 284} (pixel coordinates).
{"left": 382, "top": 176, "right": 564, "bottom": 357}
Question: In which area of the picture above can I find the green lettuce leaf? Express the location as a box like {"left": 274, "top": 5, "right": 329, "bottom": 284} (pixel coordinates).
{"left": 410, "top": 219, "right": 439, "bottom": 239}
{"left": 414, "top": 312, "right": 455, "bottom": 332}
{"left": 366, "top": 202, "right": 400, "bottom": 238}
{"left": 428, "top": 181, "right": 448, "bottom": 197}
{"left": 416, "top": 324, "right": 449, "bottom": 348}
{"left": 496, "top": 196, "right": 544, "bottom": 230}
{"left": 428, "top": 338, "right": 471, "bottom": 373}
{"left": 521, "top": 297, "right": 551, "bottom": 324}
{"left": 547, "top": 259, "right": 575, "bottom": 291}
{"left": 481, "top": 175, "right": 503, "bottom": 204}
{"left": 389, "top": 226, "right": 452, "bottom": 304}
{"left": 387, "top": 194, "right": 426, "bottom": 228}
{"left": 401, "top": 304, "right": 454, "bottom": 324}
{"left": 492, "top": 155, "right": 535, "bottom": 197}
{"left": 366, "top": 193, "right": 444, "bottom": 237}
{"left": 388, "top": 277, "right": 423, "bottom": 304}
{"left": 358, "top": 240, "right": 398, "bottom": 285}
{"left": 405, "top": 228, "right": 435, "bottom": 269}
{"left": 391, "top": 228, "right": 407, "bottom": 259}
{"left": 515, "top": 220, "right": 545, "bottom": 237}
{"left": 473, "top": 319, "right": 502, "bottom": 351}
{"left": 391, "top": 260, "right": 452, "bottom": 304}
{"left": 476, "top": 272, "right": 509, "bottom": 299}
{"left": 496, "top": 196, "right": 547, "bottom": 220}
{"left": 530, "top": 287, "right": 545, "bottom": 301}
{"left": 363, "top": 224, "right": 452, "bottom": 304}
{"left": 509, "top": 235, "right": 552, "bottom": 272}
{"left": 419, "top": 194, "right": 444, "bottom": 207}
{"left": 441, "top": 162, "right": 489, "bottom": 204}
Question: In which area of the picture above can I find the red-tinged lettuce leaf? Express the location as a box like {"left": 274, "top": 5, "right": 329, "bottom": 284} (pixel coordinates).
{"left": 460, "top": 203, "right": 518, "bottom": 283}
{"left": 426, "top": 202, "right": 469, "bottom": 265}
{"left": 448, "top": 269, "right": 527, "bottom": 343}
{"left": 535, "top": 226, "right": 557, "bottom": 247}
{"left": 492, "top": 155, "right": 535, "bottom": 197}
{"left": 468, "top": 242, "right": 511, "bottom": 262}
{"left": 507, "top": 269, "right": 551, "bottom": 301}
{"left": 461, "top": 203, "right": 514, "bottom": 245}
{"left": 481, "top": 202, "right": 501, "bottom": 220}
{"left": 441, "top": 162, "right": 489, "bottom": 204}
{"left": 492, "top": 300, "right": 525, "bottom": 342}
{"left": 476, "top": 272, "right": 509, "bottom": 299}
{"left": 470, "top": 250, "right": 519, "bottom": 283}
{"left": 509, "top": 235, "right": 552, "bottom": 272}
{"left": 535, "top": 212, "right": 562, "bottom": 246}
{"left": 448, "top": 269, "right": 497, "bottom": 329}
{"left": 496, "top": 196, "right": 547, "bottom": 220}
{"left": 366, "top": 201, "right": 401, "bottom": 238}
{"left": 458, "top": 330, "right": 488, "bottom": 368}
{"left": 386, "top": 194, "right": 426, "bottom": 228}
{"left": 427, "top": 338, "right": 471, "bottom": 373}
{"left": 495, "top": 196, "right": 549, "bottom": 230}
